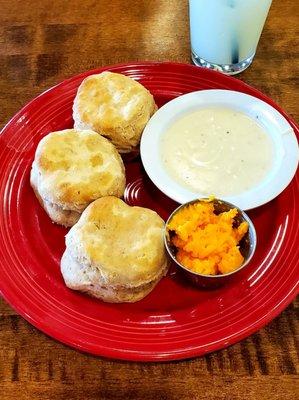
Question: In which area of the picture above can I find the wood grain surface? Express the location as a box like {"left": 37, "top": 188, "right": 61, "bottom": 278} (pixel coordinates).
{"left": 0, "top": 0, "right": 298, "bottom": 399}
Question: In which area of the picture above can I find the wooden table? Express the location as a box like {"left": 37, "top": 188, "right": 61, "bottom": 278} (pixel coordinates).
{"left": 0, "top": 0, "right": 298, "bottom": 399}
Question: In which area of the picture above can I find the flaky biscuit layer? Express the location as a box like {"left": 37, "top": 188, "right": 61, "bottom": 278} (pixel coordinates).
{"left": 73, "top": 71, "right": 157, "bottom": 153}
{"left": 31, "top": 129, "right": 126, "bottom": 212}
{"left": 63, "top": 197, "right": 169, "bottom": 294}
{"left": 31, "top": 165, "right": 81, "bottom": 227}
{"left": 61, "top": 249, "right": 167, "bottom": 303}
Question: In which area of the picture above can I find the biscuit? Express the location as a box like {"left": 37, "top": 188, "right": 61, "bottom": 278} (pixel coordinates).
{"left": 73, "top": 71, "right": 157, "bottom": 153}
{"left": 30, "top": 129, "right": 126, "bottom": 227}
{"left": 61, "top": 196, "right": 169, "bottom": 302}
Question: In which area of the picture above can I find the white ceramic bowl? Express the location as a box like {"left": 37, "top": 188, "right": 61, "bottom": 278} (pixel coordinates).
{"left": 140, "top": 89, "right": 299, "bottom": 210}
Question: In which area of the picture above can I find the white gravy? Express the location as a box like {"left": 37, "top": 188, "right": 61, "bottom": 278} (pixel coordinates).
{"left": 161, "top": 107, "right": 273, "bottom": 196}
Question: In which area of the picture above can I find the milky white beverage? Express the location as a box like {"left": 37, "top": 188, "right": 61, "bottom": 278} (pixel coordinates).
{"left": 189, "top": 0, "right": 272, "bottom": 74}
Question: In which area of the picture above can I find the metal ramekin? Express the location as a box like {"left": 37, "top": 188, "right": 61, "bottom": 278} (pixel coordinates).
{"left": 164, "top": 198, "right": 257, "bottom": 289}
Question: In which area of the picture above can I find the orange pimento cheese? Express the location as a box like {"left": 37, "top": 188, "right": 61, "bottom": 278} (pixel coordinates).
{"left": 168, "top": 201, "right": 248, "bottom": 275}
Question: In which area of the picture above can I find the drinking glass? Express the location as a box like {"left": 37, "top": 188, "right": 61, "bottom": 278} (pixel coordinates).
{"left": 189, "top": 0, "right": 272, "bottom": 75}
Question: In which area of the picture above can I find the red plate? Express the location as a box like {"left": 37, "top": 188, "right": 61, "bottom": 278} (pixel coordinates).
{"left": 0, "top": 62, "right": 298, "bottom": 361}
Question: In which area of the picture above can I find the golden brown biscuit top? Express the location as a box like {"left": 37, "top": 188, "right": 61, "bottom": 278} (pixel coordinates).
{"left": 33, "top": 129, "right": 125, "bottom": 209}
{"left": 66, "top": 197, "right": 168, "bottom": 286}
{"left": 73, "top": 71, "right": 156, "bottom": 130}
